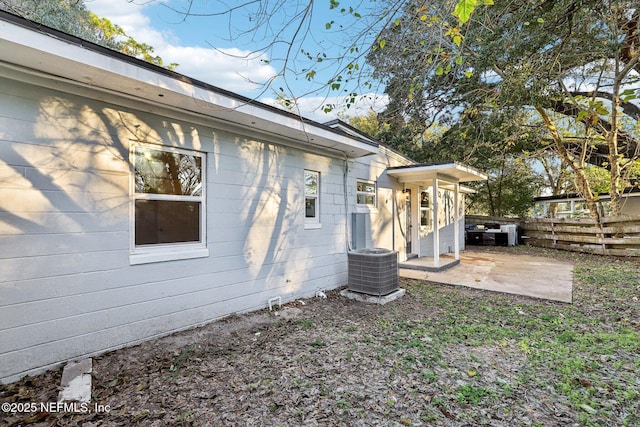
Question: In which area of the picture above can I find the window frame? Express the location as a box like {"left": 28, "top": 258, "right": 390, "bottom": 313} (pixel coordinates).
{"left": 304, "top": 169, "right": 321, "bottom": 229}
{"left": 356, "top": 179, "right": 377, "bottom": 208}
{"left": 129, "top": 143, "right": 208, "bottom": 265}
{"left": 420, "top": 189, "right": 431, "bottom": 230}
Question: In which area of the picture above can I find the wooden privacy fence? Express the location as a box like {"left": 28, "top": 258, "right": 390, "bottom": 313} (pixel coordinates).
{"left": 521, "top": 215, "right": 640, "bottom": 257}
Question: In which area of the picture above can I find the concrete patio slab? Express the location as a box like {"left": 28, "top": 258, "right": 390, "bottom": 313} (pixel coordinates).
{"left": 400, "top": 249, "right": 573, "bottom": 303}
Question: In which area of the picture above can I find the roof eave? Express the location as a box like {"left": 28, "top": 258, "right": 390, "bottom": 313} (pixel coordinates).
{"left": 0, "top": 11, "right": 378, "bottom": 158}
{"left": 387, "top": 161, "right": 487, "bottom": 183}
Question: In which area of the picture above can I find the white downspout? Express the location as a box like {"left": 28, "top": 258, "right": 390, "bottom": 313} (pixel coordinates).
{"left": 454, "top": 181, "right": 460, "bottom": 261}
{"left": 432, "top": 178, "right": 440, "bottom": 268}
{"left": 391, "top": 186, "right": 396, "bottom": 252}
{"left": 343, "top": 155, "right": 352, "bottom": 252}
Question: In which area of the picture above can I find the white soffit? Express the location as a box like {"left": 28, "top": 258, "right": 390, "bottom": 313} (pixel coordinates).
{"left": 0, "top": 15, "right": 378, "bottom": 158}
{"left": 387, "top": 162, "right": 488, "bottom": 183}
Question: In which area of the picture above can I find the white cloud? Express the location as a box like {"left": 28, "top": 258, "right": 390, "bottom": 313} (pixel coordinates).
{"left": 84, "top": 1, "right": 387, "bottom": 121}
{"left": 162, "top": 45, "right": 276, "bottom": 93}
{"left": 262, "top": 93, "right": 389, "bottom": 123}
{"left": 85, "top": 0, "right": 277, "bottom": 94}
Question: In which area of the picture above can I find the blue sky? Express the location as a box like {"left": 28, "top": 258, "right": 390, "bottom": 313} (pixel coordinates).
{"left": 86, "top": 0, "right": 389, "bottom": 122}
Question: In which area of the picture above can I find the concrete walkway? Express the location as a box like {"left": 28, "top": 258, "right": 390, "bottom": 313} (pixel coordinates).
{"left": 400, "top": 249, "right": 574, "bottom": 303}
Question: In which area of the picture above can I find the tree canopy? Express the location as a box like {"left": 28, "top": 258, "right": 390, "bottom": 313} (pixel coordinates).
{"left": 0, "top": 0, "right": 177, "bottom": 70}
{"left": 5, "top": 0, "right": 639, "bottom": 219}
{"left": 366, "top": 0, "right": 640, "bottom": 221}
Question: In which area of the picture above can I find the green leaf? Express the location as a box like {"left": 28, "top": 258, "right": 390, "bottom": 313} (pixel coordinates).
{"left": 464, "top": 70, "right": 473, "bottom": 78}
{"left": 453, "top": 35, "right": 462, "bottom": 46}
{"left": 435, "top": 67, "right": 444, "bottom": 76}
{"left": 621, "top": 89, "right": 637, "bottom": 102}
{"left": 379, "top": 39, "right": 386, "bottom": 49}
{"left": 577, "top": 110, "right": 589, "bottom": 122}
{"left": 453, "top": 0, "right": 478, "bottom": 24}
{"left": 325, "top": 22, "right": 332, "bottom": 30}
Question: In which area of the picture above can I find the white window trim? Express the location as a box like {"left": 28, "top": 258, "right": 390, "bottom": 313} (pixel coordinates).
{"left": 420, "top": 188, "right": 431, "bottom": 231}
{"left": 129, "top": 143, "right": 208, "bottom": 265}
{"left": 355, "top": 179, "right": 377, "bottom": 212}
{"left": 304, "top": 170, "right": 321, "bottom": 229}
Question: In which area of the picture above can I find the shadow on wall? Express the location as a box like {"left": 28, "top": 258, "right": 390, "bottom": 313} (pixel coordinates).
{"left": 236, "top": 138, "right": 304, "bottom": 294}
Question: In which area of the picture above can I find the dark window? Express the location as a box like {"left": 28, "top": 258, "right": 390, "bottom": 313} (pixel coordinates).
{"left": 135, "top": 200, "right": 200, "bottom": 245}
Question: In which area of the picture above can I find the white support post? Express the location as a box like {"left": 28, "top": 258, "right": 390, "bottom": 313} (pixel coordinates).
{"left": 453, "top": 181, "right": 460, "bottom": 261}
{"left": 413, "top": 188, "right": 421, "bottom": 257}
{"left": 432, "top": 178, "right": 439, "bottom": 268}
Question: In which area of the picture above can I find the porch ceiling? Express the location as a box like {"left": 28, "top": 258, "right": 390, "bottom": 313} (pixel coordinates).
{"left": 387, "top": 162, "right": 487, "bottom": 184}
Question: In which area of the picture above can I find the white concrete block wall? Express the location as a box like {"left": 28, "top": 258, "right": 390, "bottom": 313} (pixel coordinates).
{"left": 0, "top": 77, "right": 352, "bottom": 382}
{"left": 420, "top": 221, "right": 466, "bottom": 256}
{"left": 349, "top": 148, "right": 412, "bottom": 256}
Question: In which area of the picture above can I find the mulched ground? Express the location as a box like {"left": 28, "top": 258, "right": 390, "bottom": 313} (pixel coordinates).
{"left": 2, "top": 246, "right": 639, "bottom": 426}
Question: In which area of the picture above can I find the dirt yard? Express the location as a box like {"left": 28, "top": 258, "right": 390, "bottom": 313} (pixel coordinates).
{"left": 2, "top": 246, "right": 639, "bottom": 426}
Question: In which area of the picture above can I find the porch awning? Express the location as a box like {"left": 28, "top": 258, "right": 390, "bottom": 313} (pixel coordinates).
{"left": 386, "top": 161, "right": 487, "bottom": 183}
{"left": 387, "top": 162, "right": 486, "bottom": 269}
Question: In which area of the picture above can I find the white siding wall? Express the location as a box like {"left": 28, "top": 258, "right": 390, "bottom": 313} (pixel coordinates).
{"left": 420, "top": 221, "right": 466, "bottom": 257}
{"left": 0, "top": 78, "right": 351, "bottom": 382}
{"left": 621, "top": 197, "right": 640, "bottom": 216}
{"left": 418, "top": 189, "right": 467, "bottom": 257}
{"left": 350, "top": 147, "right": 412, "bottom": 258}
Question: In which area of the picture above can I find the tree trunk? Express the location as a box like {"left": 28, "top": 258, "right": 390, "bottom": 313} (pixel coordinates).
{"left": 485, "top": 181, "right": 495, "bottom": 216}
{"left": 536, "top": 107, "right": 602, "bottom": 226}
{"left": 608, "top": 129, "right": 622, "bottom": 217}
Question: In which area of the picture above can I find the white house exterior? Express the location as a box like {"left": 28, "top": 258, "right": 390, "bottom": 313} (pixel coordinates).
{"left": 0, "top": 11, "right": 485, "bottom": 383}
{"left": 533, "top": 189, "right": 640, "bottom": 219}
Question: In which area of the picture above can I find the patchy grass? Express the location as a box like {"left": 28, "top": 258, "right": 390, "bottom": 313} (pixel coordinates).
{"left": 1, "top": 247, "right": 639, "bottom": 426}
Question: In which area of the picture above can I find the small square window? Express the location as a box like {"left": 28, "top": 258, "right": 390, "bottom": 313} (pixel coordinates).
{"left": 356, "top": 180, "right": 376, "bottom": 206}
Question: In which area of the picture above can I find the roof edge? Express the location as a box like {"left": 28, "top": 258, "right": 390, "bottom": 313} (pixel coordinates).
{"left": 0, "top": 9, "right": 378, "bottom": 153}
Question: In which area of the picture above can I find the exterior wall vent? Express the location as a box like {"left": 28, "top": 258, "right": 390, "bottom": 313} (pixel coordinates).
{"left": 347, "top": 249, "right": 399, "bottom": 296}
